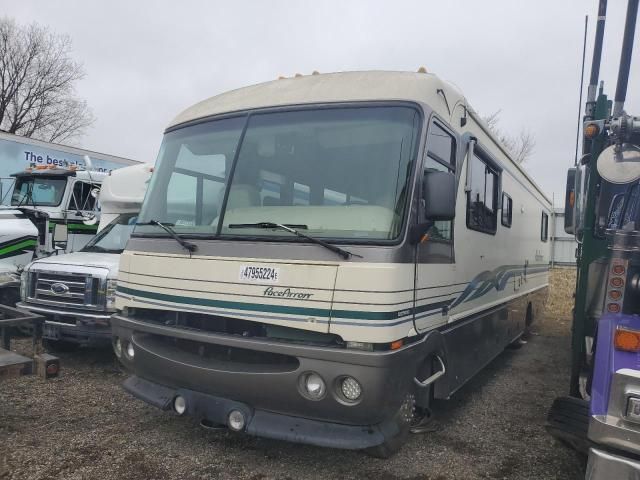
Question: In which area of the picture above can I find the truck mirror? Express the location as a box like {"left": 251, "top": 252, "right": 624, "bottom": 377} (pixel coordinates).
{"left": 423, "top": 170, "right": 456, "bottom": 221}
{"left": 52, "top": 224, "right": 68, "bottom": 251}
{"left": 564, "top": 168, "right": 576, "bottom": 234}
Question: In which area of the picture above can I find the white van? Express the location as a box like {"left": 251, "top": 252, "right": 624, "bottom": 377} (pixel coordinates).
{"left": 17, "top": 164, "right": 152, "bottom": 348}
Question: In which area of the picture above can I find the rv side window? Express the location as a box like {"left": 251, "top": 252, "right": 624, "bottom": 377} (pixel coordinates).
{"left": 501, "top": 193, "right": 512, "bottom": 227}
{"left": 68, "top": 181, "right": 99, "bottom": 211}
{"left": 541, "top": 212, "right": 549, "bottom": 242}
{"left": 425, "top": 121, "right": 456, "bottom": 241}
{"left": 467, "top": 153, "right": 498, "bottom": 234}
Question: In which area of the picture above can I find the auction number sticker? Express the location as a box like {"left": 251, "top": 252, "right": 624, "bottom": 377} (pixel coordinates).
{"left": 239, "top": 265, "right": 280, "bottom": 283}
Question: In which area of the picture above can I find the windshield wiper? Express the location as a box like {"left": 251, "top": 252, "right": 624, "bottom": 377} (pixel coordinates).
{"left": 138, "top": 220, "right": 197, "bottom": 253}
{"left": 228, "top": 222, "right": 361, "bottom": 260}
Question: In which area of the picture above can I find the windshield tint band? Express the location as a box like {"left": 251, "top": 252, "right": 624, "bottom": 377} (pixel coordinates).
{"left": 137, "top": 102, "right": 424, "bottom": 244}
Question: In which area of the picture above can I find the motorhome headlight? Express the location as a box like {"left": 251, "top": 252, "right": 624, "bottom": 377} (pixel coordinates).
{"left": 346, "top": 341, "right": 374, "bottom": 351}
{"left": 125, "top": 341, "right": 135, "bottom": 360}
{"left": 300, "top": 372, "right": 326, "bottom": 400}
{"left": 340, "top": 376, "right": 362, "bottom": 401}
{"left": 105, "top": 279, "right": 118, "bottom": 310}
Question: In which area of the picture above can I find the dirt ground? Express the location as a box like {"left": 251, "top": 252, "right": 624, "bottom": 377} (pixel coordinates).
{"left": 0, "top": 268, "right": 585, "bottom": 480}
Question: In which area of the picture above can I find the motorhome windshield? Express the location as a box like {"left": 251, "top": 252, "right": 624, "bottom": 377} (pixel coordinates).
{"left": 82, "top": 213, "right": 138, "bottom": 254}
{"left": 10, "top": 176, "right": 66, "bottom": 207}
{"left": 136, "top": 105, "right": 421, "bottom": 241}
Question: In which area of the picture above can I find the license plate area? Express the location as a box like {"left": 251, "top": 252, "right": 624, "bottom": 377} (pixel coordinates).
{"left": 43, "top": 323, "right": 61, "bottom": 340}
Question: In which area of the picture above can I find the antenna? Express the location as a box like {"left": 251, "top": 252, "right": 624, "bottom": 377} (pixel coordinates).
{"left": 575, "top": 16, "right": 589, "bottom": 166}
{"left": 612, "top": 0, "right": 639, "bottom": 117}
{"left": 585, "top": 0, "right": 607, "bottom": 122}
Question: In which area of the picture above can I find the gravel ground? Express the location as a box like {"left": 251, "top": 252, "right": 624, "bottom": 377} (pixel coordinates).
{"left": 1, "top": 269, "right": 585, "bottom": 480}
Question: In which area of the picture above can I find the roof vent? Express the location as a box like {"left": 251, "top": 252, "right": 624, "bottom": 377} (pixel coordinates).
{"left": 417, "top": 66, "right": 428, "bottom": 73}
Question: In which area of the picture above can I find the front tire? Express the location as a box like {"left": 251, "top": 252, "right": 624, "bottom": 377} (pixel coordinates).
{"left": 365, "top": 424, "right": 410, "bottom": 458}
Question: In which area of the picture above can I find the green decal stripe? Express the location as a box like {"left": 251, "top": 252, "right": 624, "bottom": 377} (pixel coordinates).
{"left": 48, "top": 223, "right": 98, "bottom": 232}
{"left": 0, "top": 239, "right": 37, "bottom": 256}
{"left": 117, "top": 285, "right": 446, "bottom": 321}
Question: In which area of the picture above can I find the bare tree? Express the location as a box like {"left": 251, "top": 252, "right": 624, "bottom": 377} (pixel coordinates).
{"left": 482, "top": 110, "right": 535, "bottom": 164}
{"left": 0, "top": 17, "right": 93, "bottom": 143}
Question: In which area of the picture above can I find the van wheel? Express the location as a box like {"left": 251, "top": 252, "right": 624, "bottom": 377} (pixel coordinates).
{"left": 44, "top": 339, "right": 80, "bottom": 352}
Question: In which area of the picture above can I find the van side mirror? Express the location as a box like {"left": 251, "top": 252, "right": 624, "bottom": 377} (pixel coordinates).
{"left": 423, "top": 170, "right": 456, "bottom": 221}
{"left": 52, "top": 223, "right": 68, "bottom": 254}
{"left": 564, "top": 168, "right": 576, "bottom": 234}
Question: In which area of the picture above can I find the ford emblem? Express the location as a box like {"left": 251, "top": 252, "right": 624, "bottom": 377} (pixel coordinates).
{"left": 50, "top": 283, "right": 69, "bottom": 295}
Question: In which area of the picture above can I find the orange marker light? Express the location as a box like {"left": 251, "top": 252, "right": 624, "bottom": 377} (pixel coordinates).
{"left": 615, "top": 328, "right": 640, "bottom": 352}
{"left": 608, "top": 303, "right": 622, "bottom": 313}
{"left": 585, "top": 123, "right": 600, "bottom": 138}
{"left": 569, "top": 191, "right": 575, "bottom": 208}
{"left": 613, "top": 264, "right": 626, "bottom": 275}
{"left": 609, "top": 290, "right": 623, "bottom": 300}
{"left": 390, "top": 340, "right": 404, "bottom": 350}
{"left": 611, "top": 277, "right": 625, "bottom": 288}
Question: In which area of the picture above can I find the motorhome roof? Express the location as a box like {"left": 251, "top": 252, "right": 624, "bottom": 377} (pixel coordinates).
{"left": 168, "top": 71, "right": 465, "bottom": 128}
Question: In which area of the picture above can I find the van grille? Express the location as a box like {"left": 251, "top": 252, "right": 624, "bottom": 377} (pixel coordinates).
{"left": 26, "top": 271, "right": 105, "bottom": 311}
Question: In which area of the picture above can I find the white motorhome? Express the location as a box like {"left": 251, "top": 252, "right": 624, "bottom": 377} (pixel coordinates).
{"left": 111, "top": 71, "right": 551, "bottom": 456}
{"left": 17, "top": 164, "right": 152, "bottom": 348}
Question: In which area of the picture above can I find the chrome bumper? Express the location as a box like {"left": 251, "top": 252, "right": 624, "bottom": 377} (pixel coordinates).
{"left": 589, "top": 369, "right": 640, "bottom": 457}
{"left": 586, "top": 448, "right": 640, "bottom": 480}
{"left": 16, "top": 301, "right": 112, "bottom": 321}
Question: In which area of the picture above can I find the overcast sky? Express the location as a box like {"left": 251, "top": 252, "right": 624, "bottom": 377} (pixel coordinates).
{"left": 4, "top": 0, "right": 640, "bottom": 205}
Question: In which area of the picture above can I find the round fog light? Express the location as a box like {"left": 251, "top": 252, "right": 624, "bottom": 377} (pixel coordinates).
{"left": 304, "top": 372, "right": 326, "bottom": 399}
{"left": 228, "top": 409, "right": 246, "bottom": 431}
{"left": 113, "top": 337, "right": 122, "bottom": 358}
{"left": 173, "top": 395, "right": 186, "bottom": 415}
{"left": 341, "top": 376, "right": 362, "bottom": 401}
{"left": 125, "top": 342, "right": 135, "bottom": 360}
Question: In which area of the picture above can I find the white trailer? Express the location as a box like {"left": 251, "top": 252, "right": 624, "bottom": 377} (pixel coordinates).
{"left": 110, "top": 70, "right": 551, "bottom": 456}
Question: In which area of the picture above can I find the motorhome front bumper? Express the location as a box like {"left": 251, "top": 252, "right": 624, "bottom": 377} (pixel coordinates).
{"left": 111, "top": 313, "right": 424, "bottom": 445}
{"left": 16, "top": 301, "right": 112, "bottom": 345}
{"left": 123, "top": 375, "right": 398, "bottom": 449}
{"left": 586, "top": 447, "right": 640, "bottom": 480}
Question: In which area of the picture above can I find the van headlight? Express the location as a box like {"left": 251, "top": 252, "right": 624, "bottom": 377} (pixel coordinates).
{"left": 20, "top": 271, "right": 28, "bottom": 299}
{"left": 106, "top": 279, "right": 118, "bottom": 310}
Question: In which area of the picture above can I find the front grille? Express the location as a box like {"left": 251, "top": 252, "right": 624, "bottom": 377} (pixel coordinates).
{"left": 26, "top": 271, "right": 105, "bottom": 311}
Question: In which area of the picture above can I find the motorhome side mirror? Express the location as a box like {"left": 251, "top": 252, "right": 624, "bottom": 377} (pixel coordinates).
{"left": 422, "top": 170, "right": 456, "bottom": 221}
{"left": 53, "top": 223, "right": 68, "bottom": 244}
{"left": 564, "top": 168, "right": 576, "bottom": 235}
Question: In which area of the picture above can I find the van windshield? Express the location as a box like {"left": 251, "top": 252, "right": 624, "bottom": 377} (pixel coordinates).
{"left": 82, "top": 213, "right": 138, "bottom": 254}
{"left": 11, "top": 176, "right": 67, "bottom": 207}
{"left": 136, "top": 105, "right": 421, "bottom": 241}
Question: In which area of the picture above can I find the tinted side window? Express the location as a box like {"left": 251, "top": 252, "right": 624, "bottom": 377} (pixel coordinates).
{"left": 425, "top": 122, "right": 456, "bottom": 241}
{"left": 541, "top": 212, "right": 549, "bottom": 241}
{"left": 467, "top": 153, "right": 499, "bottom": 234}
{"left": 501, "top": 193, "right": 513, "bottom": 227}
{"left": 69, "top": 182, "right": 99, "bottom": 211}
